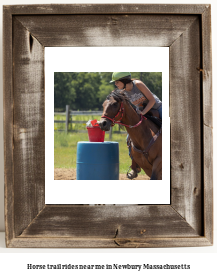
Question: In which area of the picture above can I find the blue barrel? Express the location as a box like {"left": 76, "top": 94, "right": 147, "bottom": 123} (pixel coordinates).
{"left": 76, "top": 141, "right": 119, "bottom": 180}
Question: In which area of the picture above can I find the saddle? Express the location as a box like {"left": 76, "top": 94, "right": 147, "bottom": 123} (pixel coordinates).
{"left": 140, "top": 102, "right": 162, "bottom": 128}
{"left": 145, "top": 114, "right": 162, "bottom": 128}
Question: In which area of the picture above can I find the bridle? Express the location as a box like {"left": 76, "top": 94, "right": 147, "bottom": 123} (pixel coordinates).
{"left": 101, "top": 101, "right": 147, "bottom": 128}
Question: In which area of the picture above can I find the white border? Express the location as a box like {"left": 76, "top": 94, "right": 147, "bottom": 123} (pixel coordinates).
{"left": 45, "top": 47, "right": 170, "bottom": 204}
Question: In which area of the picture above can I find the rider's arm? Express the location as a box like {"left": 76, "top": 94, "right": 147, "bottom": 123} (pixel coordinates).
{"left": 135, "top": 80, "right": 156, "bottom": 115}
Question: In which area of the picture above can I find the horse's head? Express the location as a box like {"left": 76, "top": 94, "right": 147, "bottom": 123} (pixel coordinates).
{"left": 98, "top": 89, "right": 125, "bottom": 131}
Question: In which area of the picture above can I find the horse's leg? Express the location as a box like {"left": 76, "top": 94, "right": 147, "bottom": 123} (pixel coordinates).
{"left": 131, "top": 159, "right": 141, "bottom": 172}
{"left": 150, "top": 157, "right": 162, "bottom": 180}
{"left": 126, "top": 135, "right": 141, "bottom": 179}
{"left": 127, "top": 158, "right": 141, "bottom": 179}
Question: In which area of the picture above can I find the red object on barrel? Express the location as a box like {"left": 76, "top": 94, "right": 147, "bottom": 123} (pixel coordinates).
{"left": 87, "top": 126, "right": 105, "bottom": 142}
{"left": 90, "top": 119, "right": 99, "bottom": 126}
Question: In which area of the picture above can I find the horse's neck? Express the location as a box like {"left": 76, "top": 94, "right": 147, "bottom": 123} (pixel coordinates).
{"left": 122, "top": 101, "right": 155, "bottom": 149}
{"left": 122, "top": 100, "right": 140, "bottom": 126}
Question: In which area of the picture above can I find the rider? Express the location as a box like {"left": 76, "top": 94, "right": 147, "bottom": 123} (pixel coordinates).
{"left": 110, "top": 72, "right": 162, "bottom": 179}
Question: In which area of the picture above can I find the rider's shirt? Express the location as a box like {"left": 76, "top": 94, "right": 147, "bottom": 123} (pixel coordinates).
{"left": 125, "top": 81, "right": 162, "bottom": 109}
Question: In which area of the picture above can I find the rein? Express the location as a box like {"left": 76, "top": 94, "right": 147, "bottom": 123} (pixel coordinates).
{"left": 101, "top": 102, "right": 147, "bottom": 128}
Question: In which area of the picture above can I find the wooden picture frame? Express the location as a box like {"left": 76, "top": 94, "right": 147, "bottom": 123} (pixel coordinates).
{"left": 3, "top": 4, "right": 213, "bottom": 248}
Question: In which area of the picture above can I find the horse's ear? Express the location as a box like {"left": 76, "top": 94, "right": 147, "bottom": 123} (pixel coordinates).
{"left": 120, "top": 89, "right": 125, "bottom": 95}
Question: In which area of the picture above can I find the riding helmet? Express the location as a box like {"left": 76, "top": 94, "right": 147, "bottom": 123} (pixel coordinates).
{"left": 110, "top": 72, "right": 131, "bottom": 83}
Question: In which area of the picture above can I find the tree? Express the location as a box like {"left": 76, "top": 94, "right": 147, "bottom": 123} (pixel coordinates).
{"left": 54, "top": 72, "right": 162, "bottom": 110}
{"left": 54, "top": 72, "right": 77, "bottom": 110}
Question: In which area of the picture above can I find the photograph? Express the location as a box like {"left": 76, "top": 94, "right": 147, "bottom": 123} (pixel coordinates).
{"left": 54, "top": 72, "right": 162, "bottom": 181}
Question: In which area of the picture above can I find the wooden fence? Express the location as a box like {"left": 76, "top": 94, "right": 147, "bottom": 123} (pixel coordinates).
{"left": 54, "top": 105, "right": 126, "bottom": 139}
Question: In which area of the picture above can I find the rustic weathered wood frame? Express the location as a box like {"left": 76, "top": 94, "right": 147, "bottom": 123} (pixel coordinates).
{"left": 3, "top": 4, "right": 213, "bottom": 248}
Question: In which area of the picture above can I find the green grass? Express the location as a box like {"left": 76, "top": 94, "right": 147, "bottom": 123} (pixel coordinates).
{"left": 54, "top": 114, "right": 146, "bottom": 175}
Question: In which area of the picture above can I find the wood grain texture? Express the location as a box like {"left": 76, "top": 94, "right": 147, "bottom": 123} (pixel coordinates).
{"left": 3, "top": 4, "right": 213, "bottom": 248}
{"left": 201, "top": 6, "right": 213, "bottom": 245}
{"left": 20, "top": 205, "right": 198, "bottom": 238}
{"left": 202, "top": 6, "right": 212, "bottom": 128}
{"left": 13, "top": 17, "right": 45, "bottom": 237}
{"left": 16, "top": 15, "right": 197, "bottom": 47}
{"left": 4, "top": 4, "right": 208, "bottom": 15}
{"left": 3, "top": 7, "right": 14, "bottom": 247}
{"left": 8, "top": 237, "right": 212, "bottom": 248}
{"left": 170, "top": 17, "right": 202, "bottom": 234}
{"left": 204, "top": 125, "right": 213, "bottom": 243}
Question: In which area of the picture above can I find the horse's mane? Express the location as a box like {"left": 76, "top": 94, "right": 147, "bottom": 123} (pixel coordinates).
{"left": 107, "top": 89, "right": 140, "bottom": 112}
{"left": 107, "top": 89, "right": 132, "bottom": 105}
{"left": 106, "top": 89, "right": 128, "bottom": 102}
{"left": 106, "top": 88, "right": 138, "bottom": 110}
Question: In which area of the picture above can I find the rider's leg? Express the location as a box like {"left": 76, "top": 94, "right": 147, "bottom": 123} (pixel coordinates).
{"left": 157, "top": 105, "right": 162, "bottom": 120}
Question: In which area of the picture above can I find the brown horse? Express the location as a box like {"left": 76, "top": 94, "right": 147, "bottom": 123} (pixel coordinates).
{"left": 98, "top": 89, "right": 162, "bottom": 180}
